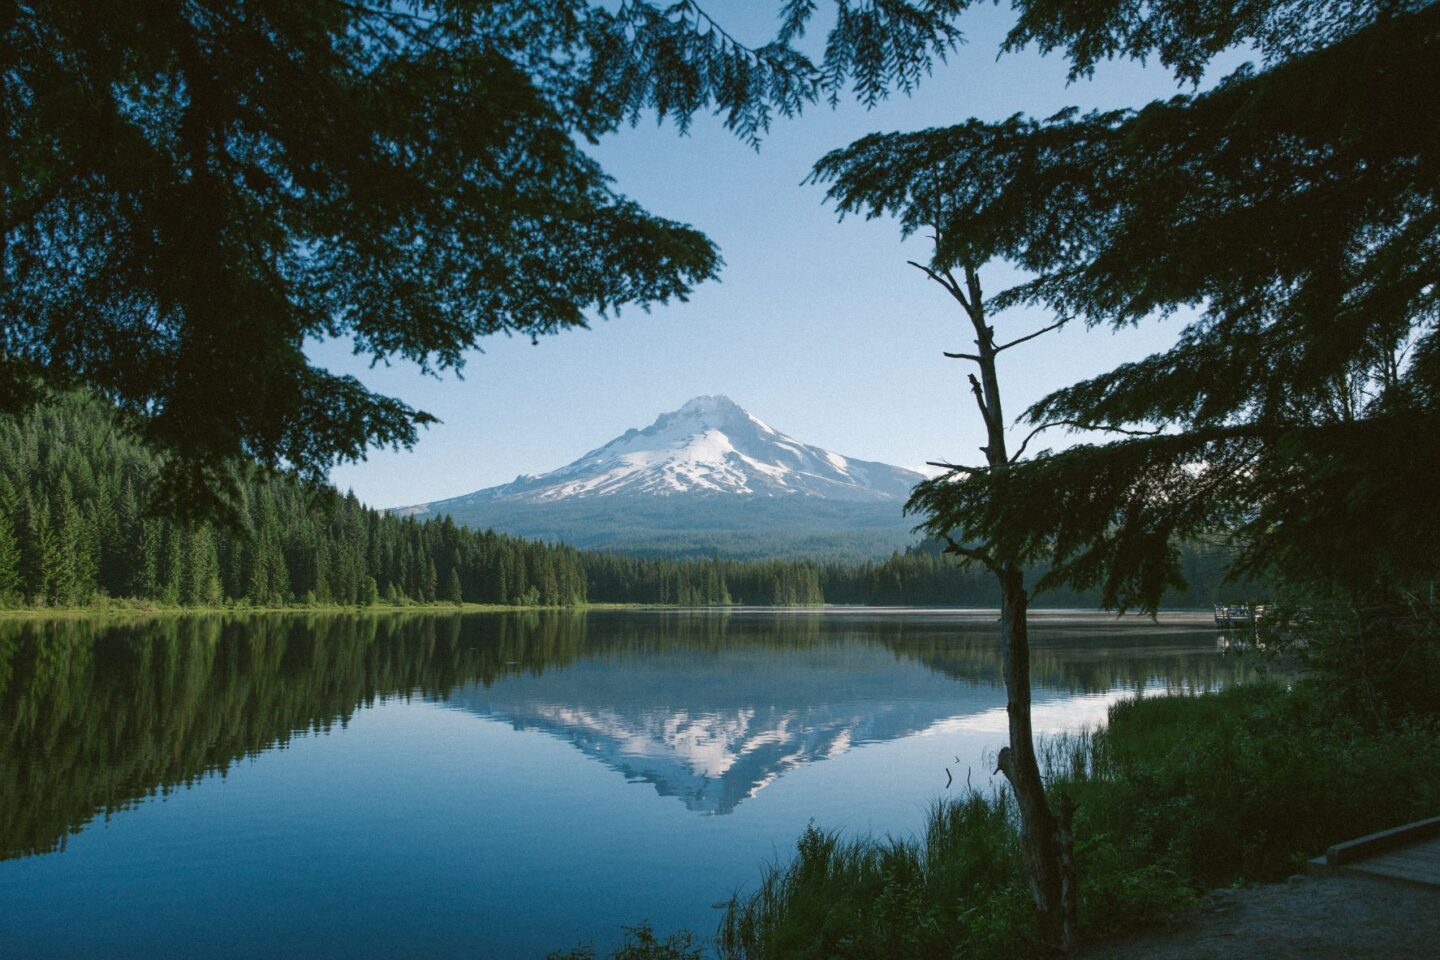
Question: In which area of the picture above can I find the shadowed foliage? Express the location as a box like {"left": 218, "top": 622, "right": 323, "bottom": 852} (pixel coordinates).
{"left": 1, "top": 0, "right": 969, "bottom": 523}
{"left": 811, "top": 2, "right": 1440, "bottom": 611}
{"left": 799, "top": 2, "right": 1439, "bottom": 953}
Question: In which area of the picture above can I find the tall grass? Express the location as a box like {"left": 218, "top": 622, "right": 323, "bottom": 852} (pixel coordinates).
{"left": 718, "top": 795, "right": 1034, "bottom": 960}
{"left": 717, "top": 681, "right": 1440, "bottom": 959}
{"left": 1053, "top": 683, "right": 1440, "bottom": 890}
{"left": 547, "top": 925, "right": 703, "bottom": 960}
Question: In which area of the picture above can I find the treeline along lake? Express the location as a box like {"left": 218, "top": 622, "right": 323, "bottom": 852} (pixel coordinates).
{"left": 0, "top": 396, "right": 1244, "bottom": 610}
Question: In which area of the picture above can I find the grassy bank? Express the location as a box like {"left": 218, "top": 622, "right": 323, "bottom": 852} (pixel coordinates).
{"left": 718, "top": 682, "right": 1440, "bottom": 960}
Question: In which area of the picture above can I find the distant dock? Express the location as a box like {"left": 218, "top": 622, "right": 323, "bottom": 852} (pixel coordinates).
{"left": 1214, "top": 604, "right": 1264, "bottom": 629}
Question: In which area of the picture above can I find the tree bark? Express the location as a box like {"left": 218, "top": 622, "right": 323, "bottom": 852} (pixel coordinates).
{"left": 995, "top": 564, "right": 1071, "bottom": 953}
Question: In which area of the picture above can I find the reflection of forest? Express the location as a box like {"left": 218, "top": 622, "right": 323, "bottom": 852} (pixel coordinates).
{"left": 888, "top": 625, "right": 1264, "bottom": 695}
{"left": 0, "top": 612, "right": 1261, "bottom": 861}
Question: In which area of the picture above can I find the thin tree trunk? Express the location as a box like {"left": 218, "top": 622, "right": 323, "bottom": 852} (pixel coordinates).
{"left": 941, "top": 261, "right": 1078, "bottom": 953}
{"left": 995, "top": 564, "right": 1071, "bottom": 952}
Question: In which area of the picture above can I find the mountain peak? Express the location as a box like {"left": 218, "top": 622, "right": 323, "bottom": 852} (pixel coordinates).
{"left": 677, "top": 394, "right": 740, "bottom": 414}
{"left": 399, "top": 397, "right": 925, "bottom": 511}
{"left": 660, "top": 394, "right": 755, "bottom": 431}
{"left": 391, "top": 397, "right": 927, "bottom": 556}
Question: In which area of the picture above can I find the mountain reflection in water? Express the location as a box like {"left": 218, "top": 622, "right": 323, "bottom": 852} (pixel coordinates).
{"left": 0, "top": 609, "right": 1257, "bottom": 861}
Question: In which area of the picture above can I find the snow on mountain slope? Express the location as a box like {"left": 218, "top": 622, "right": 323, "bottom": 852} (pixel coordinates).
{"left": 401, "top": 395, "right": 924, "bottom": 515}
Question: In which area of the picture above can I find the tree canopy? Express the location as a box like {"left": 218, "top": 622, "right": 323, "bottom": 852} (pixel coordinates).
{"left": 9, "top": 0, "right": 1424, "bottom": 533}
{"left": 1, "top": 0, "right": 968, "bottom": 522}
{"left": 812, "top": 1, "right": 1440, "bottom": 608}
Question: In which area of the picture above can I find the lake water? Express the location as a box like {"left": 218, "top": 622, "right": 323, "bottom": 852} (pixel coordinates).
{"left": 0, "top": 609, "right": 1258, "bottom": 959}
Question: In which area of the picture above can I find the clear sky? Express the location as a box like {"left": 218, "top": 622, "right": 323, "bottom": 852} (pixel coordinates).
{"left": 313, "top": 4, "right": 1245, "bottom": 509}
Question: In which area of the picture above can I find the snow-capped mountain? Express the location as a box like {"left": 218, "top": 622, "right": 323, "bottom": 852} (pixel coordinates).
{"left": 404, "top": 395, "right": 923, "bottom": 507}
{"left": 394, "top": 396, "right": 928, "bottom": 558}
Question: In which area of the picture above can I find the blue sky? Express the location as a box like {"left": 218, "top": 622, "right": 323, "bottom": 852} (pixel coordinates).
{"left": 313, "top": 4, "right": 1245, "bottom": 509}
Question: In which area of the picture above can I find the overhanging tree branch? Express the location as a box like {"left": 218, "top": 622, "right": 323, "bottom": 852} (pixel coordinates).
{"left": 1009, "top": 419, "right": 1165, "bottom": 463}
{"left": 942, "top": 534, "right": 1001, "bottom": 574}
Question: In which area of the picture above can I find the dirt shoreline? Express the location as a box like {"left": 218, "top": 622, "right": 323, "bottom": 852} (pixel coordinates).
{"left": 1079, "top": 873, "right": 1440, "bottom": 960}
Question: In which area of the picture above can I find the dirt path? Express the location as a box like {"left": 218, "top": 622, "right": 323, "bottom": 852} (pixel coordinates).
{"left": 1079, "top": 873, "right": 1440, "bottom": 960}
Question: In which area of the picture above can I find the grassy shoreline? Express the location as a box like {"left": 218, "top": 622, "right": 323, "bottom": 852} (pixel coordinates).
{"left": 716, "top": 681, "right": 1440, "bottom": 960}
{"left": 0, "top": 600, "right": 1218, "bottom": 623}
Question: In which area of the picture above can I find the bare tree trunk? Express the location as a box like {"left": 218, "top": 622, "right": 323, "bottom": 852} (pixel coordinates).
{"left": 995, "top": 564, "right": 1073, "bottom": 953}
{"left": 919, "top": 257, "right": 1078, "bottom": 953}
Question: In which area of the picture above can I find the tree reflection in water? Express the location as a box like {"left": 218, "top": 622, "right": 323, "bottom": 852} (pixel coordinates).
{"left": 0, "top": 611, "right": 1261, "bottom": 860}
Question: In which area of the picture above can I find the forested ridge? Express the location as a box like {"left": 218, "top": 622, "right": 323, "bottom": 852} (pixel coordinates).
{"left": 0, "top": 396, "right": 1240, "bottom": 609}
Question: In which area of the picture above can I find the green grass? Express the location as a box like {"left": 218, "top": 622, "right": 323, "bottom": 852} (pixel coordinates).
{"left": 716, "top": 681, "right": 1440, "bottom": 960}
{"left": 720, "top": 796, "right": 1034, "bottom": 960}
{"left": 547, "top": 925, "right": 705, "bottom": 960}
{"left": 1060, "top": 683, "right": 1440, "bottom": 892}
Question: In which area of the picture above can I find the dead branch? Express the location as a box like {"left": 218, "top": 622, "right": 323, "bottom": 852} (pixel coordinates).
{"left": 907, "top": 260, "right": 970, "bottom": 310}
{"left": 967, "top": 372, "right": 991, "bottom": 426}
{"left": 995, "top": 318, "right": 1068, "bottom": 354}
{"left": 926, "top": 460, "right": 988, "bottom": 473}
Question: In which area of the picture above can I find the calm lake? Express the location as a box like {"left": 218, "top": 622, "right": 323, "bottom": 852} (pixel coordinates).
{"left": 0, "top": 610, "right": 1258, "bottom": 959}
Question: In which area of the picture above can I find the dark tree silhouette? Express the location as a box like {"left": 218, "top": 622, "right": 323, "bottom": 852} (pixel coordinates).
{"left": 808, "top": 140, "right": 1081, "bottom": 941}
{"left": 815, "top": 1, "right": 1440, "bottom": 612}
{"left": 1, "top": 0, "right": 968, "bottom": 522}
{"left": 810, "top": 1, "right": 1438, "bottom": 949}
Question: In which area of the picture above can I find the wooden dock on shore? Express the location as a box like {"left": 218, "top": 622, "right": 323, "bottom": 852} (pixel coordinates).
{"left": 1310, "top": 816, "right": 1440, "bottom": 889}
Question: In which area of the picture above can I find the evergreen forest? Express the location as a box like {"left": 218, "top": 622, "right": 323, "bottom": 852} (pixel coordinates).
{"left": 0, "top": 396, "right": 1241, "bottom": 611}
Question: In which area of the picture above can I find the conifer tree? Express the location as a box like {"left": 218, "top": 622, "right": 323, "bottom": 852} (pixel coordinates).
{"left": 133, "top": 518, "right": 162, "bottom": 601}
{"left": 185, "top": 528, "right": 223, "bottom": 607}
{"left": 799, "top": 5, "right": 1435, "bottom": 946}
{"left": 0, "top": 510, "right": 20, "bottom": 606}
{"left": 424, "top": 559, "right": 439, "bottom": 604}
{"left": 55, "top": 487, "right": 96, "bottom": 604}
{"left": 160, "top": 525, "right": 184, "bottom": 605}
{"left": 31, "top": 503, "right": 61, "bottom": 606}
{"left": 815, "top": 4, "right": 1440, "bottom": 620}
{"left": 3, "top": 0, "right": 968, "bottom": 523}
